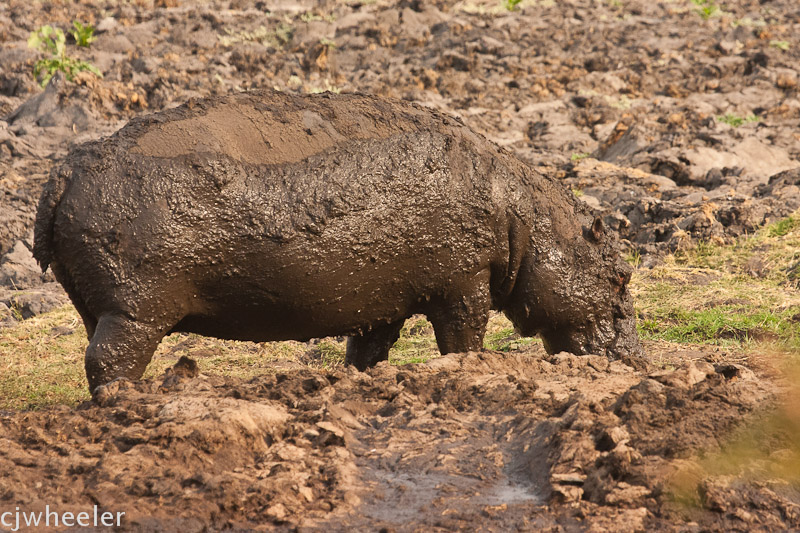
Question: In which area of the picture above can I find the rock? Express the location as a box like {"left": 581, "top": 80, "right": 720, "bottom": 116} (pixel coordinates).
{"left": 2, "top": 284, "right": 68, "bottom": 319}
{"left": 595, "top": 123, "right": 645, "bottom": 163}
{"left": 604, "top": 482, "right": 650, "bottom": 505}
{"left": 596, "top": 426, "right": 631, "bottom": 451}
{"left": 648, "top": 361, "right": 714, "bottom": 389}
{"left": 684, "top": 138, "right": 798, "bottom": 184}
{"left": 3, "top": 71, "right": 66, "bottom": 127}
{"left": 2, "top": 71, "right": 94, "bottom": 136}
{"left": 0, "top": 239, "right": 46, "bottom": 288}
{"left": 580, "top": 194, "right": 602, "bottom": 210}
{"left": 551, "top": 472, "right": 587, "bottom": 488}
{"left": 95, "top": 16, "right": 119, "bottom": 33}
{"left": 94, "top": 32, "right": 135, "bottom": 54}
{"left": 551, "top": 483, "right": 583, "bottom": 502}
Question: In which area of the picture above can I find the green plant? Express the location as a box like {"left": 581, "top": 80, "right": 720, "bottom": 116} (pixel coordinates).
{"left": 70, "top": 21, "right": 96, "bottom": 47}
{"left": 691, "top": 0, "right": 722, "bottom": 20}
{"left": 716, "top": 113, "right": 760, "bottom": 127}
{"left": 571, "top": 152, "right": 591, "bottom": 162}
{"left": 770, "top": 40, "right": 791, "bottom": 51}
{"left": 299, "top": 12, "right": 336, "bottom": 23}
{"left": 625, "top": 248, "right": 642, "bottom": 269}
{"left": 503, "top": 0, "right": 522, "bottom": 11}
{"left": 27, "top": 25, "right": 102, "bottom": 87}
{"left": 768, "top": 216, "right": 798, "bottom": 237}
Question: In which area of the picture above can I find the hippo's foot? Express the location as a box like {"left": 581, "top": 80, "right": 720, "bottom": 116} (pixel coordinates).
{"left": 85, "top": 314, "right": 174, "bottom": 393}
{"left": 345, "top": 320, "right": 405, "bottom": 371}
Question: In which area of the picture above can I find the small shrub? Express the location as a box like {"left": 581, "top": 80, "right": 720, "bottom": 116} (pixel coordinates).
{"left": 70, "top": 21, "right": 96, "bottom": 47}
{"left": 503, "top": 0, "right": 523, "bottom": 12}
{"left": 691, "top": 0, "right": 722, "bottom": 20}
{"left": 770, "top": 40, "right": 791, "bottom": 51}
{"left": 28, "top": 25, "right": 102, "bottom": 87}
{"left": 716, "top": 113, "right": 759, "bottom": 127}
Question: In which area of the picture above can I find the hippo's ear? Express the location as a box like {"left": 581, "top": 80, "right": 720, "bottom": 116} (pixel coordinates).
{"left": 589, "top": 217, "right": 605, "bottom": 242}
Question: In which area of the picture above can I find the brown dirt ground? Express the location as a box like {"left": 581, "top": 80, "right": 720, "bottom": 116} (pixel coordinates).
{"left": 1, "top": 0, "right": 799, "bottom": 530}
{"left": 0, "top": 348, "right": 781, "bottom": 532}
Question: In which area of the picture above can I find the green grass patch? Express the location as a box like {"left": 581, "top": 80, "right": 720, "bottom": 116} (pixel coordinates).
{"left": 484, "top": 314, "right": 539, "bottom": 352}
{"left": 767, "top": 215, "right": 798, "bottom": 237}
{"left": 390, "top": 316, "right": 438, "bottom": 365}
{"left": 632, "top": 212, "right": 800, "bottom": 353}
{"left": 716, "top": 113, "right": 760, "bottom": 128}
{"left": 638, "top": 307, "right": 796, "bottom": 348}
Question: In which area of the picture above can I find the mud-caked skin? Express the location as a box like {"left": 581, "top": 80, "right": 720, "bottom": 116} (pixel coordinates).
{"left": 33, "top": 90, "right": 643, "bottom": 392}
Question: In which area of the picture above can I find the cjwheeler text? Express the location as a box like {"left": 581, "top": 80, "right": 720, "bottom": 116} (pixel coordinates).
{"left": 0, "top": 505, "right": 124, "bottom": 531}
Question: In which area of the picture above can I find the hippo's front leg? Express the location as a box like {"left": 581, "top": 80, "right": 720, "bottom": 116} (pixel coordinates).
{"left": 428, "top": 269, "right": 491, "bottom": 354}
{"left": 345, "top": 320, "right": 405, "bottom": 371}
{"left": 84, "top": 314, "right": 175, "bottom": 392}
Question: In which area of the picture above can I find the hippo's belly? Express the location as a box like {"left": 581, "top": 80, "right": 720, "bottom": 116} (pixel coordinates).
{"left": 172, "top": 222, "right": 493, "bottom": 341}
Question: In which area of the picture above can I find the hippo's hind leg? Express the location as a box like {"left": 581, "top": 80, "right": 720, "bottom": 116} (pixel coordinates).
{"left": 50, "top": 263, "right": 98, "bottom": 339}
{"left": 428, "top": 270, "right": 491, "bottom": 354}
{"left": 84, "top": 314, "right": 176, "bottom": 392}
{"left": 345, "top": 320, "right": 405, "bottom": 371}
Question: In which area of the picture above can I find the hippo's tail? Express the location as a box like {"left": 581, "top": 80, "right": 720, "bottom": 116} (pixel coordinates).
{"left": 33, "top": 162, "right": 71, "bottom": 272}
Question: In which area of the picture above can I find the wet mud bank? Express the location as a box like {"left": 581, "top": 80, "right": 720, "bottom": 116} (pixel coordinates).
{"left": 0, "top": 349, "right": 779, "bottom": 531}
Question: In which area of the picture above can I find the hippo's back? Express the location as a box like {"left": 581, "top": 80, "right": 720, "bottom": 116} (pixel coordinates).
{"left": 122, "top": 91, "right": 479, "bottom": 166}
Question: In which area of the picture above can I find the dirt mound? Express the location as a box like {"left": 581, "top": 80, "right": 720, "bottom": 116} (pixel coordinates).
{"left": 561, "top": 158, "right": 800, "bottom": 260}
{"left": 0, "top": 348, "right": 779, "bottom": 531}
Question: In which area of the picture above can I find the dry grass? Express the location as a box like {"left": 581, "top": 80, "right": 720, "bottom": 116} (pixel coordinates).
{"left": 0, "top": 305, "right": 533, "bottom": 410}
{"left": 0, "top": 305, "right": 89, "bottom": 409}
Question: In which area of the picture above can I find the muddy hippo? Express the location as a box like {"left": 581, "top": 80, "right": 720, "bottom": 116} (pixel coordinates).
{"left": 34, "top": 90, "right": 643, "bottom": 391}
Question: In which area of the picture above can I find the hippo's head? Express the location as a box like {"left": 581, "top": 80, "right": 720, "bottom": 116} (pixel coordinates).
{"left": 504, "top": 216, "right": 644, "bottom": 368}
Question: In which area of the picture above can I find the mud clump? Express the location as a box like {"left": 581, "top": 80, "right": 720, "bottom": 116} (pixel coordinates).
{"left": 0, "top": 349, "right": 778, "bottom": 531}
